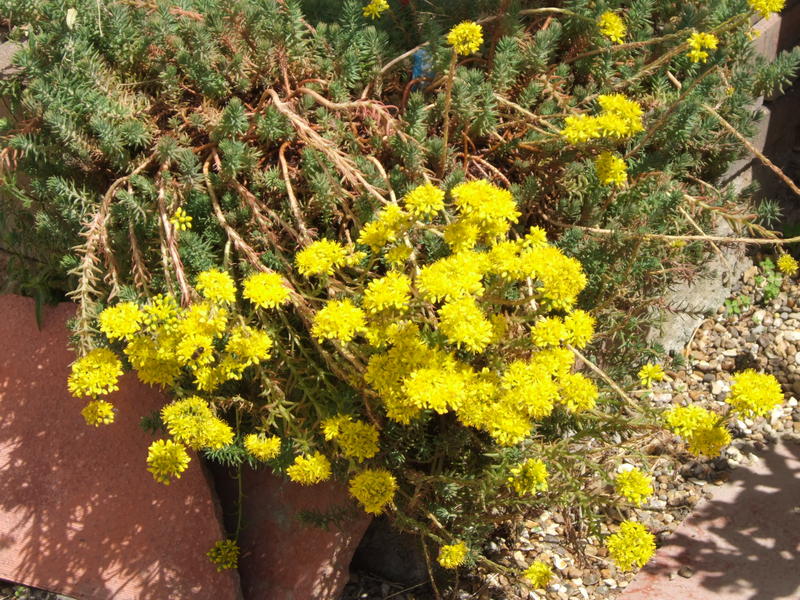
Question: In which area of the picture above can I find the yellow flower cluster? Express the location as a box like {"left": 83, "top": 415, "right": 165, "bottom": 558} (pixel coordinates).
{"left": 362, "top": 0, "right": 389, "bottom": 19}
{"left": 562, "top": 94, "right": 644, "bottom": 144}
{"left": 349, "top": 469, "right": 397, "bottom": 514}
{"left": 606, "top": 521, "right": 655, "bottom": 571}
{"left": 170, "top": 207, "right": 192, "bottom": 231}
{"left": 687, "top": 32, "right": 719, "bottom": 63}
{"left": 146, "top": 439, "right": 191, "bottom": 485}
{"left": 615, "top": 467, "right": 654, "bottom": 506}
{"left": 597, "top": 11, "right": 626, "bottom": 44}
{"left": 161, "top": 396, "right": 234, "bottom": 451}
{"left": 523, "top": 561, "right": 553, "bottom": 589}
{"left": 207, "top": 539, "right": 239, "bottom": 571}
{"left": 312, "top": 299, "right": 367, "bottom": 343}
{"left": 121, "top": 280, "right": 274, "bottom": 393}
{"left": 81, "top": 399, "right": 116, "bottom": 426}
{"left": 726, "top": 370, "right": 783, "bottom": 417}
{"left": 287, "top": 452, "right": 332, "bottom": 485}
{"left": 243, "top": 272, "right": 291, "bottom": 309}
{"left": 358, "top": 205, "right": 411, "bottom": 251}
{"left": 595, "top": 152, "right": 627, "bottom": 186}
{"left": 777, "top": 254, "right": 799, "bottom": 275}
{"left": 68, "top": 347, "right": 123, "bottom": 399}
{"left": 446, "top": 21, "right": 484, "bottom": 55}
{"left": 296, "top": 239, "right": 363, "bottom": 276}
{"left": 99, "top": 301, "right": 144, "bottom": 340}
{"left": 508, "top": 458, "right": 549, "bottom": 495}
{"left": 437, "top": 541, "right": 469, "bottom": 568}
{"left": 243, "top": 434, "right": 282, "bottom": 461}
{"left": 323, "top": 416, "right": 380, "bottom": 462}
{"left": 748, "top": 0, "right": 785, "bottom": 18}
{"left": 638, "top": 363, "right": 664, "bottom": 387}
{"left": 363, "top": 272, "right": 411, "bottom": 313}
{"left": 664, "top": 404, "right": 731, "bottom": 456}
{"left": 196, "top": 269, "right": 236, "bottom": 303}
{"left": 403, "top": 182, "right": 445, "bottom": 218}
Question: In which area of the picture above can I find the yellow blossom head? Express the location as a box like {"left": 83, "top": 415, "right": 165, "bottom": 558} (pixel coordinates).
{"left": 67, "top": 347, "right": 123, "bottom": 398}
{"left": 81, "top": 399, "right": 116, "bottom": 426}
{"left": 207, "top": 539, "right": 239, "bottom": 571}
{"left": 196, "top": 269, "right": 236, "bottom": 303}
{"left": 437, "top": 541, "right": 469, "bottom": 568}
{"left": 99, "top": 301, "right": 144, "bottom": 341}
{"left": 595, "top": 152, "right": 627, "bottom": 186}
{"left": 523, "top": 560, "right": 553, "bottom": 589}
{"left": 606, "top": 520, "right": 655, "bottom": 571}
{"left": 349, "top": 469, "right": 397, "bottom": 514}
{"left": 726, "top": 369, "right": 783, "bottom": 418}
{"left": 287, "top": 451, "right": 332, "bottom": 485}
{"left": 777, "top": 253, "right": 798, "bottom": 276}
{"left": 146, "top": 439, "right": 191, "bottom": 485}
{"left": 243, "top": 434, "right": 282, "bottom": 461}
{"left": 446, "top": 21, "right": 484, "bottom": 56}
{"left": 597, "top": 11, "right": 626, "bottom": 44}
{"left": 748, "top": 0, "right": 785, "bottom": 19}
{"left": 243, "top": 272, "right": 291, "bottom": 309}
{"left": 615, "top": 466, "right": 654, "bottom": 506}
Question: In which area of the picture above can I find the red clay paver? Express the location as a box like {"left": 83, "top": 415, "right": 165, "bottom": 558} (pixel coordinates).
{"left": 0, "top": 295, "right": 241, "bottom": 600}
{"left": 217, "top": 467, "right": 371, "bottom": 600}
{"left": 622, "top": 440, "right": 800, "bottom": 600}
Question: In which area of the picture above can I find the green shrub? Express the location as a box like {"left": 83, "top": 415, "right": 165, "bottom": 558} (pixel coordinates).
{"left": 0, "top": 0, "right": 795, "bottom": 583}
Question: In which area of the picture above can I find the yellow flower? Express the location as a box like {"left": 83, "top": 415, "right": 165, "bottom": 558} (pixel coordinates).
{"left": 81, "top": 399, "right": 115, "bottom": 426}
{"left": 726, "top": 369, "right": 783, "bottom": 417}
{"left": 438, "top": 541, "right": 469, "bottom": 568}
{"left": 287, "top": 452, "right": 332, "bottom": 485}
{"left": 357, "top": 205, "right": 411, "bottom": 251}
{"left": 595, "top": 152, "right": 627, "bottom": 186}
{"left": 606, "top": 521, "right": 655, "bottom": 571}
{"left": 207, "top": 539, "right": 239, "bottom": 571}
{"left": 615, "top": 467, "right": 654, "bottom": 506}
{"left": 404, "top": 363, "right": 469, "bottom": 414}
{"left": 321, "top": 415, "right": 353, "bottom": 440}
{"left": 664, "top": 404, "right": 730, "bottom": 457}
{"left": 67, "top": 348, "right": 123, "bottom": 398}
{"left": 243, "top": 272, "right": 291, "bottom": 308}
{"left": 402, "top": 182, "right": 445, "bottom": 218}
{"left": 362, "top": 0, "right": 389, "bottom": 19}
{"left": 146, "top": 439, "right": 191, "bottom": 485}
{"left": 296, "top": 239, "right": 351, "bottom": 276}
{"left": 438, "top": 296, "right": 494, "bottom": 352}
{"left": 447, "top": 21, "right": 483, "bottom": 55}
{"left": 558, "top": 372, "right": 598, "bottom": 413}
{"left": 523, "top": 561, "right": 553, "bottom": 589}
{"left": 563, "top": 309, "right": 595, "bottom": 348}
{"left": 664, "top": 404, "right": 718, "bottom": 437}
{"left": 597, "top": 94, "right": 644, "bottom": 137}
{"left": 686, "top": 424, "right": 731, "bottom": 456}
{"left": 161, "top": 396, "right": 234, "bottom": 450}
{"left": 687, "top": 32, "right": 719, "bottom": 63}
{"left": 363, "top": 272, "right": 412, "bottom": 313}
{"left": 777, "top": 253, "right": 799, "bottom": 276}
{"left": 451, "top": 180, "right": 520, "bottom": 240}
{"left": 417, "top": 251, "right": 488, "bottom": 302}
{"left": 349, "top": 469, "right": 397, "bottom": 514}
{"left": 170, "top": 207, "right": 192, "bottom": 231}
{"left": 748, "top": 0, "right": 785, "bottom": 18}
{"left": 243, "top": 434, "right": 282, "bottom": 461}
{"left": 99, "top": 301, "right": 144, "bottom": 340}
{"left": 224, "top": 325, "right": 273, "bottom": 368}
{"left": 597, "top": 11, "right": 626, "bottom": 44}
{"left": 561, "top": 114, "right": 600, "bottom": 144}
{"left": 196, "top": 269, "right": 236, "bottom": 303}
{"left": 638, "top": 363, "right": 664, "bottom": 387}
{"left": 312, "top": 299, "right": 366, "bottom": 343}
{"left": 508, "top": 458, "right": 549, "bottom": 495}
{"left": 336, "top": 420, "right": 380, "bottom": 462}
{"left": 142, "top": 294, "right": 180, "bottom": 331}
{"left": 530, "top": 316, "right": 566, "bottom": 348}
{"left": 385, "top": 245, "right": 413, "bottom": 267}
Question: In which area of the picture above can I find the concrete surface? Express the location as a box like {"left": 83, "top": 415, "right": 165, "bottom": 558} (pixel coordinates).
{"left": 0, "top": 295, "right": 241, "bottom": 600}
{"left": 622, "top": 440, "right": 800, "bottom": 600}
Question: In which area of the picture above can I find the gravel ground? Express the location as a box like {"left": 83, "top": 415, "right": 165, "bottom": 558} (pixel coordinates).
{"left": 343, "top": 262, "right": 800, "bottom": 600}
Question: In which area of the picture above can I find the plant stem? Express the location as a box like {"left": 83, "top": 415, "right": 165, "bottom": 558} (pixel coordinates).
{"left": 439, "top": 51, "right": 458, "bottom": 178}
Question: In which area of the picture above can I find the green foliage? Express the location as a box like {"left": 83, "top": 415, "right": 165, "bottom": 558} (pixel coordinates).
{"left": 724, "top": 294, "right": 752, "bottom": 316}
{"left": 755, "top": 257, "right": 784, "bottom": 302}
